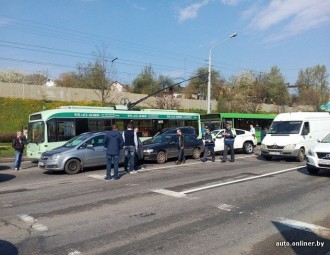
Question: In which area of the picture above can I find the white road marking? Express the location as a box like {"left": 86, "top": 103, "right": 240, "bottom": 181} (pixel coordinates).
{"left": 216, "top": 204, "right": 239, "bottom": 211}
{"left": 20, "top": 214, "right": 35, "bottom": 223}
{"left": 19, "top": 214, "right": 48, "bottom": 232}
{"left": 32, "top": 223, "right": 48, "bottom": 231}
{"left": 152, "top": 188, "right": 187, "bottom": 198}
{"left": 277, "top": 218, "right": 330, "bottom": 239}
{"left": 181, "top": 166, "right": 304, "bottom": 194}
{"left": 87, "top": 174, "right": 106, "bottom": 180}
{"left": 1, "top": 203, "right": 13, "bottom": 208}
{"left": 68, "top": 250, "right": 82, "bottom": 255}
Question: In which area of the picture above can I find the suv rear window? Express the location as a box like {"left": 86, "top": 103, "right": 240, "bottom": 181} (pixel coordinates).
{"left": 156, "top": 127, "right": 197, "bottom": 137}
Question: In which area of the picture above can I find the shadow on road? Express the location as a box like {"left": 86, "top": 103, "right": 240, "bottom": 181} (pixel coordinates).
{"left": 0, "top": 240, "right": 18, "bottom": 255}
{"left": 271, "top": 220, "right": 329, "bottom": 255}
{"left": 297, "top": 167, "right": 330, "bottom": 178}
{"left": 0, "top": 174, "right": 16, "bottom": 183}
{"left": 0, "top": 165, "right": 11, "bottom": 171}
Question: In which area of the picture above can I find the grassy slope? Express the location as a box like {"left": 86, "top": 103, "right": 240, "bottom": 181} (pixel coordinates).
{"left": 0, "top": 97, "right": 105, "bottom": 133}
{"left": 0, "top": 97, "right": 104, "bottom": 158}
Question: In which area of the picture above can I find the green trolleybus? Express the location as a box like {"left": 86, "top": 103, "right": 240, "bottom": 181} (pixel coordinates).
{"left": 201, "top": 113, "right": 276, "bottom": 143}
{"left": 27, "top": 106, "right": 201, "bottom": 159}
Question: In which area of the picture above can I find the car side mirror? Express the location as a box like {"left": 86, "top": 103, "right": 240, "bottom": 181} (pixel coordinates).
{"left": 86, "top": 144, "right": 93, "bottom": 148}
{"left": 217, "top": 135, "right": 223, "bottom": 139}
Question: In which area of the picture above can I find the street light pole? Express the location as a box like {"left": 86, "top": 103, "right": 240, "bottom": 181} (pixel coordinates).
{"left": 207, "top": 32, "right": 237, "bottom": 113}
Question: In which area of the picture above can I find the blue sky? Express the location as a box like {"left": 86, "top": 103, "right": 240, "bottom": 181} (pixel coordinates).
{"left": 1, "top": 0, "right": 329, "bottom": 85}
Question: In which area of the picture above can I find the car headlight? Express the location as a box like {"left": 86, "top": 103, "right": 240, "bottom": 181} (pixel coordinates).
{"left": 307, "top": 148, "right": 315, "bottom": 156}
{"left": 50, "top": 154, "right": 61, "bottom": 160}
{"left": 260, "top": 144, "right": 266, "bottom": 149}
{"left": 284, "top": 144, "right": 296, "bottom": 150}
{"left": 143, "top": 149, "right": 154, "bottom": 153}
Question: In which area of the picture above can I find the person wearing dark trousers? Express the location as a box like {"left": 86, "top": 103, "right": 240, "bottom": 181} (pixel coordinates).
{"left": 222, "top": 122, "right": 236, "bottom": 162}
{"left": 123, "top": 124, "right": 138, "bottom": 174}
{"left": 12, "top": 131, "right": 25, "bottom": 171}
{"left": 133, "top": 127, "right": 143, "bottom": 171}
{"left": 201, "top": 128, "right": 215, "bottom": 162}
{"left": 176, "top": 129, "right": 185, "bottom": 165}
{"left": 103, "top": 125, "right": 124, "bottom": 180}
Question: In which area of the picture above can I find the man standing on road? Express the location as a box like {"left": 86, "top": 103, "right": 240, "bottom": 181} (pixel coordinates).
{"left": 250, "top": 124, "right": 256, "bottom": 138}
{"left": 222, "top": 122, "right": 236, "bottom": 163}
{"left": 176, "top": 129, "right": 185, "bottom": 165}
{"left": 12, "top": 131, "right": 25, "bottom": 171}
{"left": 123, "top": 124, "right": 138, "bottom": 174}
{"left": 134, "top": 127, "right": 143, "bottom": 171}
{"left": 201, "top": 128, "right": 215, "bottom": 162}
{"left": 103, "top": 125, "right": 124, "bottom": 180}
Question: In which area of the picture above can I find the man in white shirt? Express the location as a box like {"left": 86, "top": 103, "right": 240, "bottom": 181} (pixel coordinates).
{"left": 250, "top": 125, "right": 256, "bottom": 138}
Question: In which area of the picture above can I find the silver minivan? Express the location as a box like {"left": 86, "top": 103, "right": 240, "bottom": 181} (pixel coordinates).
{"left": 38, "top": 131, "right": 143, "bottom": 174}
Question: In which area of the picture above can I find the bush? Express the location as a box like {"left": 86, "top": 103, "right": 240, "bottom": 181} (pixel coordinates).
{"left": 0, "top": 132, "right": 15, "bottom": 143}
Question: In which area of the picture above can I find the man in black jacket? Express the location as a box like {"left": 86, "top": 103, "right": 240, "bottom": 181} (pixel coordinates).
{"left": 123, "top": 124, "right": 138, "bottom": 174}
{"left": 176, "top": 129, "right": 185, "bottom": 165}
{"left": 12, "top": 131, "right": 25, "bottom": 171}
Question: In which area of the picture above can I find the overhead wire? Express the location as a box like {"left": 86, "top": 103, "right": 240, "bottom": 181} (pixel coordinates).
{"left": 0, "top": 13, "right": 243, "bottom": 80}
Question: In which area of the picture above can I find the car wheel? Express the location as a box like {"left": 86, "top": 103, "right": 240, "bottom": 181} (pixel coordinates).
{"left": 243, "top": 142, "right": 254, "bottom": 154}
{"left": 156, "top": 151, "right": 166, "bottom": 164}
{"left": 64, "top": 159, "right": 81, "bottom": 175}
{"left": 192, "top": 148, "right": 201, "bottom": 159}
{"left": 263, "top": 155, "right": 272, "bottom": 161}
{"left": 307, "top": 165, "right": 320, "bottom": 175}
{"left": 295, "top": 148, "right": 305, "bottom": 162}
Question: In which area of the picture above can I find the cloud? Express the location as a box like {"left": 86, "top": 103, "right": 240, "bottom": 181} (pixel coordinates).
{"left": 246, "top": 0, "right": 330, "bottom": 42}
{"left": 178, "top": 0, "right": 209, "bottom": 22}
{"left": 127, "top": 0, "right": 146, "bottom": 11}
{"left": 221, "top": 0, "right": 241, "bottom": 6}
{"left": 0, "top": 18, "right": 11, "bottom": 26}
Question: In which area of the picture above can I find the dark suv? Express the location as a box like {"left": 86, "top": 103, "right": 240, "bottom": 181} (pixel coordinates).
{"left": 154, "top": 126, "right": 198, "bottom": 137}
{"left": 143, "top": 127, "right": 203, "bottom": 164}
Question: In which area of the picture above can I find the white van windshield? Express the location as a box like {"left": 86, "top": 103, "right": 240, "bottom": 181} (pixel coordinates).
{"left": 268, "top": 121, "right": 302, "bottom": 134}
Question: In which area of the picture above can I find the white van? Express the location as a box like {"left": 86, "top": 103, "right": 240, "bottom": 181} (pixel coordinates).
{"left": 260, "top": 112, "right": 330, "bottom": 162}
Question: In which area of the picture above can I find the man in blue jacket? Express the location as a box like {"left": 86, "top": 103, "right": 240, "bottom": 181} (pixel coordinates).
{"left": 103, "top": 125, "right": 124, "bottom": 180}
{"left": 222, "top": 121, "right": 236, "bottom": 162}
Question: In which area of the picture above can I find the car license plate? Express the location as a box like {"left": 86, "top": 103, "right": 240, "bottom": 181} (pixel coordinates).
{"left": 38, "top": 162, "right": 45, "bottom": 167}
{"left": 319, "top": 160, "right": 330, "bottom": 165}
{"left": 269, "top": 152, "right": 280, "bottom": 155}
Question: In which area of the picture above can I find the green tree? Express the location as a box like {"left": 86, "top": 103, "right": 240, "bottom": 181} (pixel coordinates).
{"left": 56, "top": 46, "right": 117, "bottom": 105}
{"left": 218, "top": 71, "right": 264, "bottom": 113}
{"left": 132, "top": 65, "right": 161, "bottom": 94}
{"left": 183, "top": 67, "right": 220, "bottom": 99}
{"left": 296, "top": 64, "right": 329, "bottom": 111}
{"left": 0, "top": 69, "right": 48, "bottom": 85}
{"left": 55, "top": 72, "right": 81, "bottom": 88}
{"left": 262, "top": 66, "right": 289, "bottom": 112}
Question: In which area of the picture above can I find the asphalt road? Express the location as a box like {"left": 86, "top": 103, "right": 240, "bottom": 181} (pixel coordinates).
{"left": 0, "top": 150, "right": 329, "bottom": 255}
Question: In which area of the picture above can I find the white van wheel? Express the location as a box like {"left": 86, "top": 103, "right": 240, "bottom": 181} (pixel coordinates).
{"left": 296, "top": 148, "right": 305, "bottom": 162}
